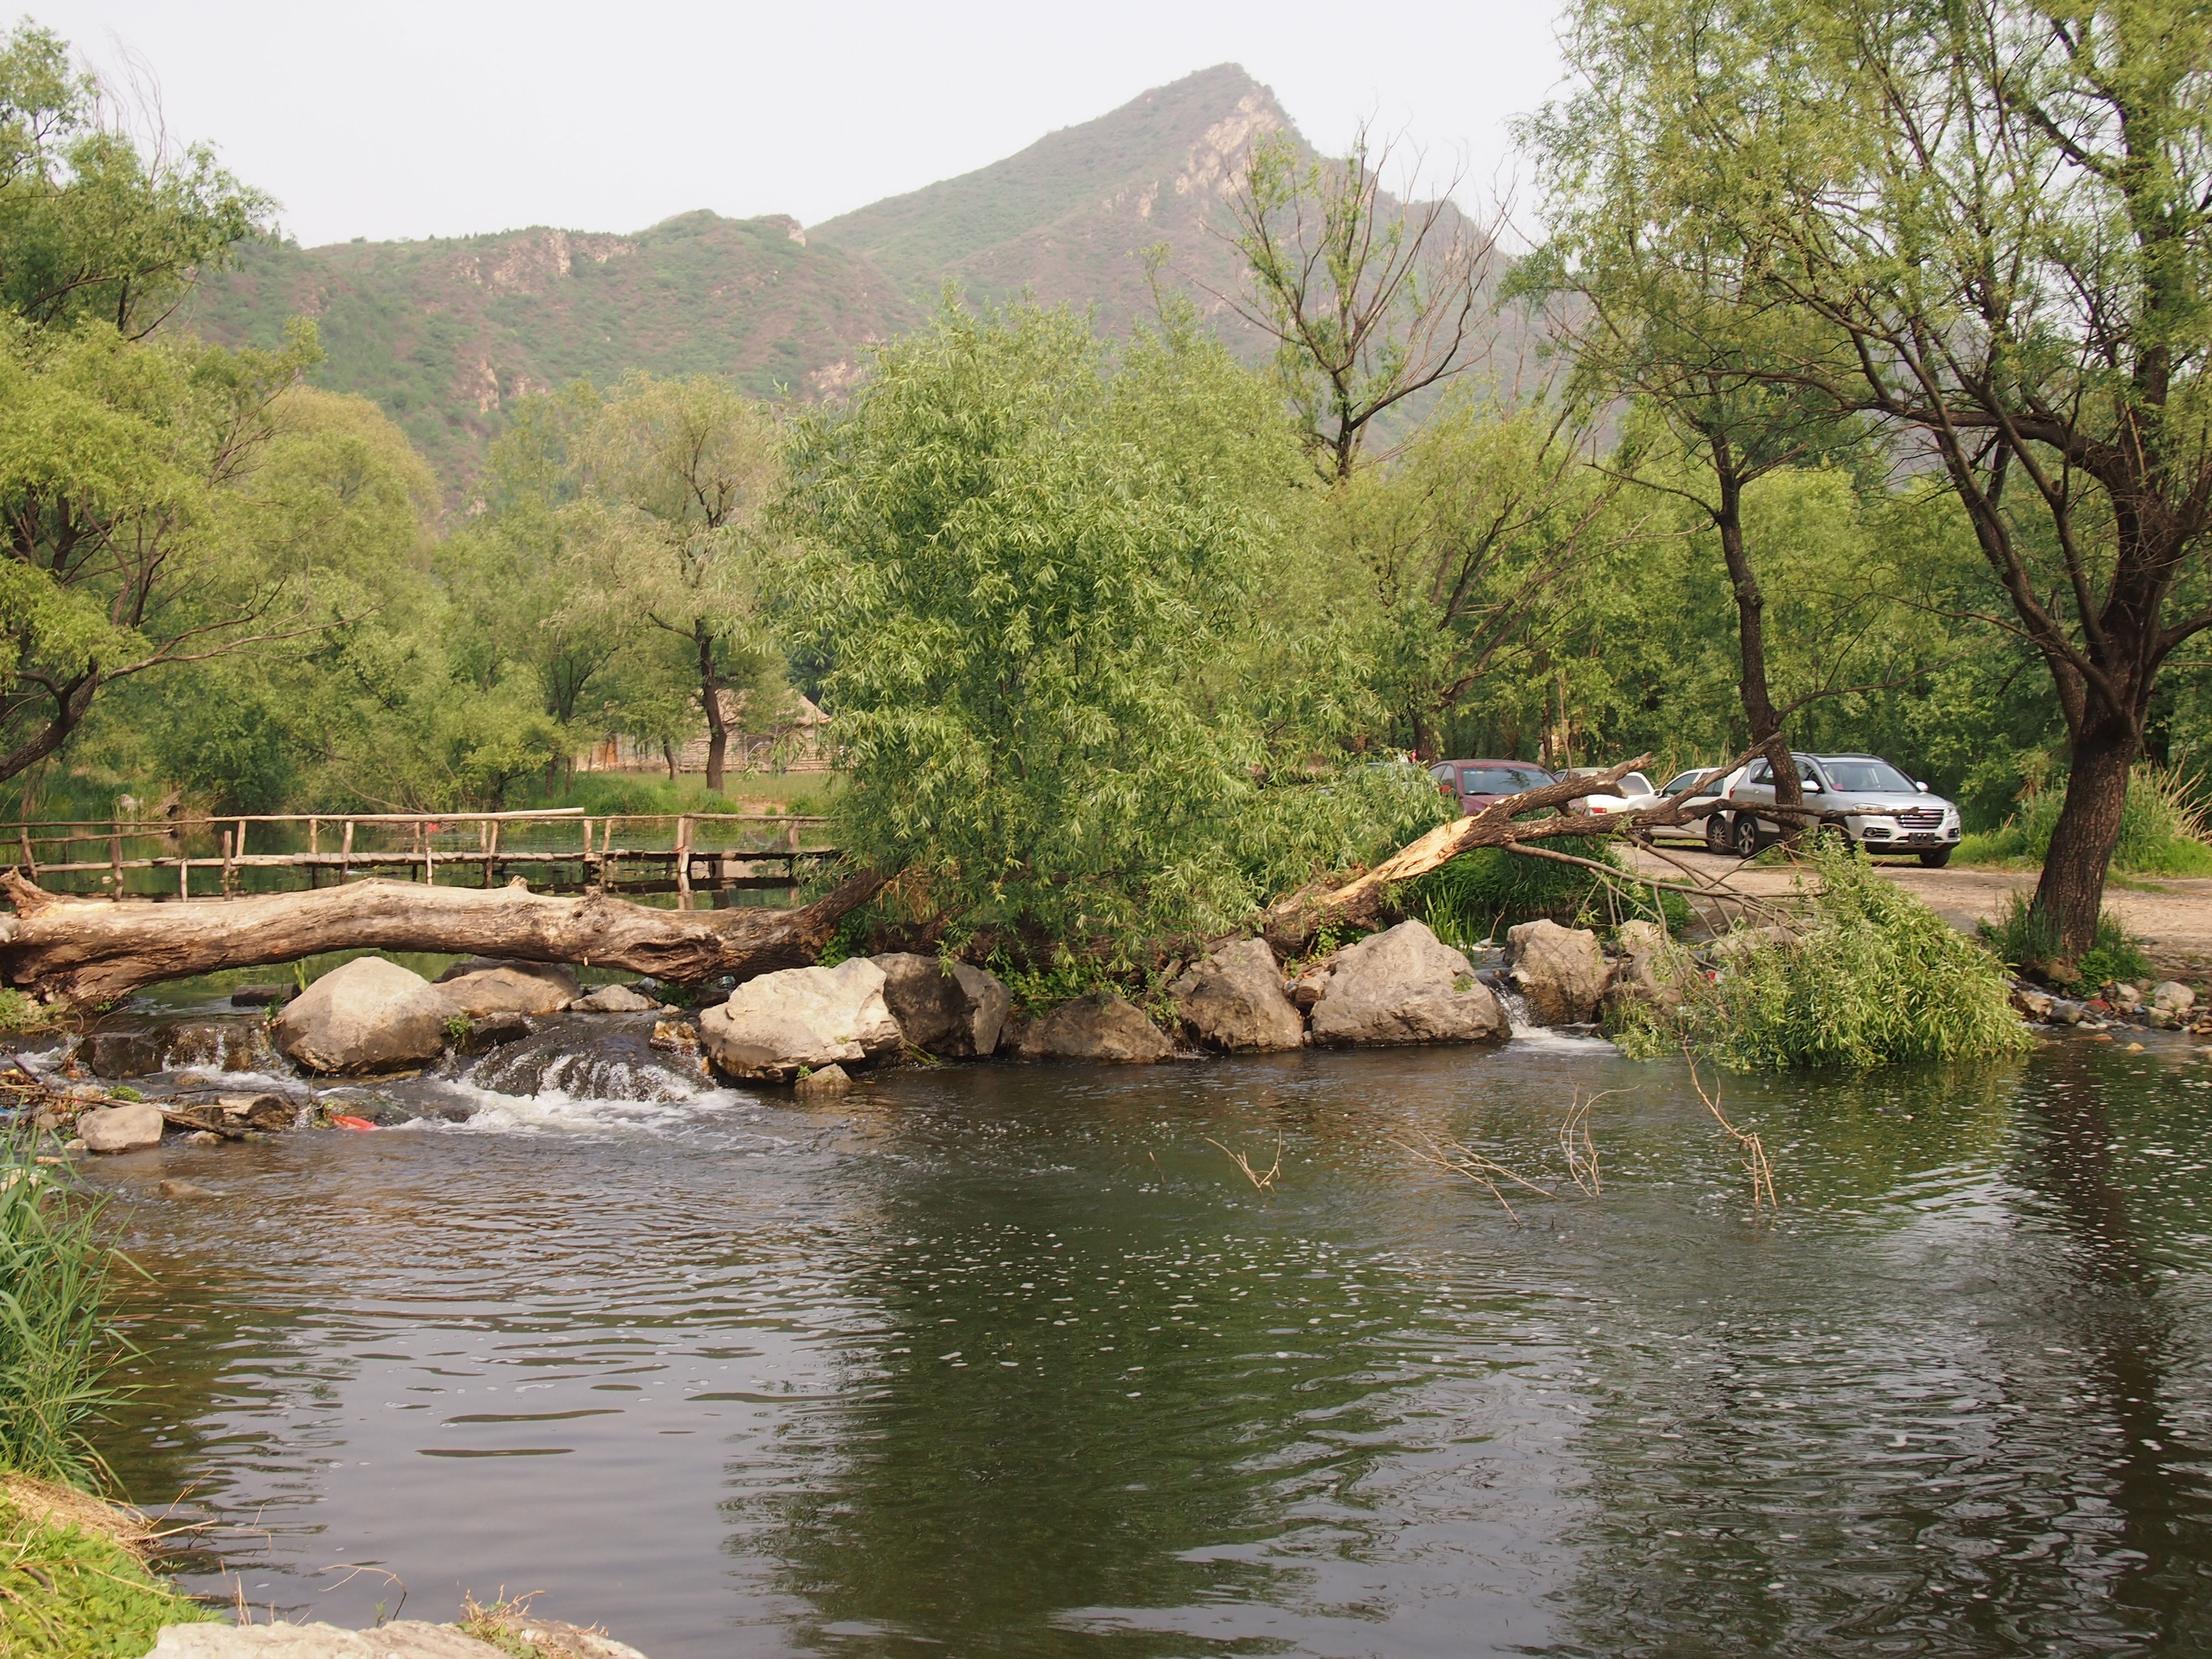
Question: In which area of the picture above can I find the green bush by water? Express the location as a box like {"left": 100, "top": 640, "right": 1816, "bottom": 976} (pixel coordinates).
{"left": 0, "top": 1142, "right": 128, "bottom": 1488}
{"left": 1978, "top": 894, "right": 2154, "bottom": 991}
{"left": 0, "top": 1496, "right": 213, "bottom": 1657}
{"left": 1409, "top": 838, "right": 1690, "bottom": 947}
{"left": 1616, "top": 842, "right": 2032, "bottom": 1070}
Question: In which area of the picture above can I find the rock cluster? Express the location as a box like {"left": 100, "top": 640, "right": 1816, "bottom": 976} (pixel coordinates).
{"left": 1307, "top": 921, "right": 1507, "bottom": 1047}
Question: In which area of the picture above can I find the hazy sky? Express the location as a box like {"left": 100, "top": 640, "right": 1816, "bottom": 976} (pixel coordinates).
{"left": 25, "top": 1, "right": 1569, "bottom": 248}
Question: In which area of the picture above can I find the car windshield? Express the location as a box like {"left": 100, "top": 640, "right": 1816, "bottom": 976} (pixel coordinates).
{"left": 1463, "top": 766, "right": 1553, "bottom": 794}
{"left": 1820, "top": 758, "right": 1917, "bottom": 794}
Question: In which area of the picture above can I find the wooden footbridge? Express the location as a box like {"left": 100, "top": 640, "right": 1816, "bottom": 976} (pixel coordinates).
{"left": 4, "top": 809, "right": 838, "bottom": 910}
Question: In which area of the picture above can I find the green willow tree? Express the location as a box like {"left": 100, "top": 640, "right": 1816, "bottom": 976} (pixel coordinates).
{"left": 1537, "top": 0, "right": 2212, "bottom": 963}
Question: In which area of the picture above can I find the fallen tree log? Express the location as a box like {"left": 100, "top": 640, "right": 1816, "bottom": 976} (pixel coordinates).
{"left": 0, "top": 868, "right": 890, "bottom": 1005}
{"left": 1260, "top": 753, "right": 1735, "bottom": 952}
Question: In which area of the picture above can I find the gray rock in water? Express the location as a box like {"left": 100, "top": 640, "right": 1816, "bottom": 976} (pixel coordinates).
{"left": 159, "top": 1178, "right": 215, "bottom": 1198}
{"left": 82, "top": 1030, "right": 161, "bottom": 1077}
{"left": 1017, "top": 995, "right": 1173, "bottom": 1063}
{"left": 869, "top": 952, "right": 1011, "bottom": 1056}
{"left": 228, "top": 984, "right": 292, "bottom": 1007}
{"left": 699, "top": 958, "right": 902, "bottom": 1081}
{"left": 1506, "top": 919, "right": 1609, "bottom": 1025}
{"left": 1309, "top": 920, "right": 1506, "bottom": 1047}
{"left": 436, "top": 960, "right": 579, "bottom": 1016}
{"left": 148, "top": 1621, "right": 509, "bottom": 1657}
{"left": 79, "top": 1101, "right": 163, "bottom": 1153}
{"left": 1170, "top": 938, "right": 1305, "bottom": 1052}
{"left": 793, "top": 1062, "right": 854, "bottom": 1097}
{"left": 272, "top": 957, "right": 463, "bottom": 1074}
{"left": 572, "top": 984, "right": 657, "bottom": 1014}
{"left": 2153, "top": 980, "right": 2197, "bottom": 1014}
{"left": 1604, "top": 919, "right": 1685, "bottom": 1015}
{"left": 458, "top": 1020, "right": 704, "bottom": 1101}
{"left": 455, "top": 1011, "right": 533, "bottom": 1053}
{"left": 156, "top": 1018, "right": 278, "bottom": 1075}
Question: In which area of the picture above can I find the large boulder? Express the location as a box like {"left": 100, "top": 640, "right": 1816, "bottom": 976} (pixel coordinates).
{"left": 1170, "top": 939, "right": 1305, "bottom": 1052}
{"left": 149, "top": 1622, "right": 510, "bottom": 1657}
{"left": 1506, "top": 919, "right": 1609, "bottom": 1025}
{"left": 1308, "top": 919, "right": 1506, "bottom": 1047}
{"left": 272, "top": 957, "right": 462, "bottom": 1074}
{"left": 1017, "top": 995, "right": 1174, "bottom": 1063}
{"left": 435, "top": 958, "right": 579, "bottom": 1016}
{"left": 699, "top": 958, "right": 902, "bottom": 1081}
{"left": 572, "top": 983, "right": 657, "bottom": 1013}
{"left": 79, "top": 1100, "right": 163, "bottom": 1153}
{"left": 870, "top": 953, "right": 1012, "bottom": 1057}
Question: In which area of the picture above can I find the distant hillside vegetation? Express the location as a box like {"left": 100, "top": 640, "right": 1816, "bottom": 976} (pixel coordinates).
{"left": 175, "top": 63, "right": 1521, "bottom": 496}
{"left": 177, "top": 212, "right": 918, "bottom": 492}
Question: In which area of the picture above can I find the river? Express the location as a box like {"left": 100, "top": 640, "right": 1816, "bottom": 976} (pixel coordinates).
{"left": 83, "top": 1024, "right": 2212, "bottom": 1657}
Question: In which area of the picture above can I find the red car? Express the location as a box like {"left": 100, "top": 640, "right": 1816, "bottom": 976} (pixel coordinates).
{"left": 1426, "top": 759, "right": 1560, "bottom": 816}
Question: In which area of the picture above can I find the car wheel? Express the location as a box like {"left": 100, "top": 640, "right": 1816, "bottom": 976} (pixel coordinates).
{"left": 1705, "top": 814, "right": 1733, "bottom": 854}
{"left": 1734, "top": 817, "right": 1763, "bottom": 860}
{"left": 1918, "top": 848, "right": 1953, "bottom": 868}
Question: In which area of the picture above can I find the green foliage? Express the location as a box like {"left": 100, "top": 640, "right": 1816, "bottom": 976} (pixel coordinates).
{"left": 0, "top": 1144, "right": 126, "bottom": 1486}
{"left": 0, "top": 991, "right": 54, "bottom": 1036}
{"left": 1963, "top": 766, "right": 2212, "bottom": 875}
{"left": 1979, "top": 895, "right": 2153, "bottom": 993}
{"left": 0, "top": 22, "right": 269, "bottom": 336}
{"left": 1617, "top": 842, "right": 2032, "bottom": 1069}
{"left": 1409, "top": 836, "right": 1685, "bottom": 946}
{"left": 785, "top": 299, "right": 1390, "bottom": 956}
{"left": 0, "top": 1496, "right": 214, "bottom": 1656}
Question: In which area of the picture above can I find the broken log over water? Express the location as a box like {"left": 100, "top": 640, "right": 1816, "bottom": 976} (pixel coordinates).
{"left": 0, "top": 868, "right": 891, "bottom": 1005}
{"left": 1261, "top": 754, "right": 1730, "bottom": 951}
{"left": 1, "top": 809, "right": 836, "bottom": 905}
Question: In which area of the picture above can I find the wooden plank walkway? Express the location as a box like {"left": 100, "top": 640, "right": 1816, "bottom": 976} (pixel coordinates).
{"left": 3, "top": 809, "right": 839, "bottom": 910}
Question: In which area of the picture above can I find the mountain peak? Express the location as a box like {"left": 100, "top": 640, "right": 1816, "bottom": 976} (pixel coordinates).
{"left": 810, "top": 64, "right": 1299, "bottom": 329}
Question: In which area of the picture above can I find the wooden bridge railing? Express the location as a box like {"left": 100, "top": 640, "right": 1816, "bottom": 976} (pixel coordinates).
{"left": 2, "top": 809, "right": 839, "bottom": 910}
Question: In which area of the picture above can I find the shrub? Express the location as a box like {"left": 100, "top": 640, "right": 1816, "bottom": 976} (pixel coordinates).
{"left": 0, "top": 1143, "right": 127, "bottom": 1487}
{"left": 1979, "top": 894, "right": 2153, "bottom": 991}
{"left": 1409, "top": 837, "right": 1689, "bottom": 947}
{"left": 0, "top": 1493, "right": 215, "bottom": 1657}
{"left": 1617, "top": 842, "right": 2032, "bottom": 1070}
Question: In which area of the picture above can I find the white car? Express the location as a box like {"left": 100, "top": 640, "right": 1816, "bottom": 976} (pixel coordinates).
{"left": 1571, "top": 766, "right": 1745, "bottom": 849}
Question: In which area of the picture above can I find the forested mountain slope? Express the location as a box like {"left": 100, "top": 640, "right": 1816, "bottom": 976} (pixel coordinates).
{"left": 175, "top": 211, "right": 919, "bottom": 491}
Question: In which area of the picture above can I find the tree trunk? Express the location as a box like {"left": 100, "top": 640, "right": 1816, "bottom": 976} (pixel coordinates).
{"left": 1713, "top": 459, "right": 1804, "bottom": 830}
{"left": 698, "top": 626, "right": 729, "bottom": 796}
{"left": 2033, "top": 715, "right": 2137, "bottom": 975}
{"left": 0, "top": 869, "right": 888, "bottom": 1005}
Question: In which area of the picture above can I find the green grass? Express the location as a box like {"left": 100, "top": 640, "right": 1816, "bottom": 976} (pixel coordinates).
{"left": 0, "top": 1487, "right": 215, "bottom": 1657}
{"left": 1615, "top": 840, "right": 2033, "bottom": 1070}
{"left": 1959, "top": 764, "right": 2212, "bottom": 874}
{"left": 0, "top": 1141, "right": 129, "bottom": 1488}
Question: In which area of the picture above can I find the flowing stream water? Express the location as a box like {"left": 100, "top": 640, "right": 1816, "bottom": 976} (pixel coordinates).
{"left": 76, "top": 1018, "right": 2212, "bottom": 1657}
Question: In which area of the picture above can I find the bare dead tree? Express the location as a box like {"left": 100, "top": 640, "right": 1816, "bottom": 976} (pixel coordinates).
{"left": 1207, "top": 123, "right": 1503, "bottom": 479}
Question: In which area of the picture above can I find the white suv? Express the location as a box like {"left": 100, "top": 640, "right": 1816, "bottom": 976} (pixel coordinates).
{"left": 1722, "top": 753, "right": 1963, "bottom": 867}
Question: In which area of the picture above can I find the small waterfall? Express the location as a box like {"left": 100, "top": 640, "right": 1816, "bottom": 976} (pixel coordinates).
{"left": 452, "top": 1017, "right": 712, "bottom": 1104}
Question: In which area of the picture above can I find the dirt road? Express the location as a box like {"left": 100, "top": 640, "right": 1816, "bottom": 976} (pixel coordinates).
{"left": 1620, "top": 845, "right": 2212, "bottom": 977}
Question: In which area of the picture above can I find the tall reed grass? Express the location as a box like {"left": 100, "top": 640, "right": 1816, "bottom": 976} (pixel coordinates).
{"left": 0, "top": 1139, "right": 128, "bottom": 1487}
{"left": 1960, "top": 764, "right": 2212, "bottom": 874}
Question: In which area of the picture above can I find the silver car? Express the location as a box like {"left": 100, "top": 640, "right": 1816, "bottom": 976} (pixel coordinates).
{"left": 1721, "top": 752, "right": 1962, "bottom": 866}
